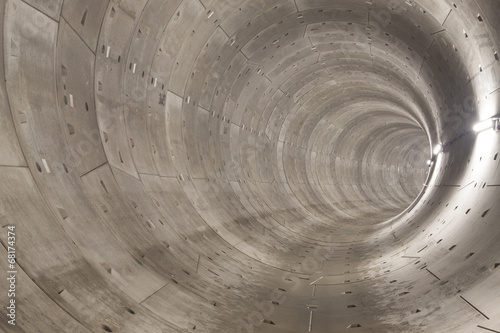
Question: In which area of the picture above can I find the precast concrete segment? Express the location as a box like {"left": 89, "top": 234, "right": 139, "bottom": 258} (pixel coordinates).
{"left": 2, "top": 0, "right": 500, "bottom": 332}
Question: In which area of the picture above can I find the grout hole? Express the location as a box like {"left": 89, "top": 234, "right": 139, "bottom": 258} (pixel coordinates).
{"left": 449, "top": 245, "right": 457, "bottom": 251}
{"left": 481, "top": 209, "right": 490, "bottom": 218}
{"left": 126, "top": 307, "right": 135, "bottom": 314}
{"left": 465, "top": 253, "right": 475, "bottom": 259}
{"left": 477, "top": 14, "right": 483, "bottom": 22}
{"left": 35, "top": 162, "right": 42, "bottom": 172}
{"left": 466, "top": 209, "right": 471, "bottom": 214}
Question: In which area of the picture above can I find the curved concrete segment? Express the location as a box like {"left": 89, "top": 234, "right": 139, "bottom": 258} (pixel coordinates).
{"left": 1, "top": 0, "right": 499, "bottom": 332}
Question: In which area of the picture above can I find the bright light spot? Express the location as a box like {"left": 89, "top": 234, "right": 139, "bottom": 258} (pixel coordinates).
{"left": 473, "top": 119, "right": 493, "bottom": 132}
{"left": 433, "top": 144, "right": 442, "bottom": 155}
{"left": 426, "top": 160, "right": 432, "bottom": 165}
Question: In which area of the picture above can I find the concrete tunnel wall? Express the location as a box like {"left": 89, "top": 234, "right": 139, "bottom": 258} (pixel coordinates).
{"left": 0, "top": 0, "right": 500, "bottom": 332}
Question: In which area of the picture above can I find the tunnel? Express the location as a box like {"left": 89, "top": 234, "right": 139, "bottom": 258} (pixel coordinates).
{"left": 1, "top": 0, "right": 500, "bottom": 332}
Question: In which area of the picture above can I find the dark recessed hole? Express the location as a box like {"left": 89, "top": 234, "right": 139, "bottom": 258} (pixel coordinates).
{"left": 482, "top": 209, "right": 490, "bottom": 218}
{"left": 81, "top": 8, "right": 88, "bottom": 25}
{"left": 347, "top": 324, "right": 362, "bottom": 328}
{"left": 102, "top": 325, "right": 113, "bottom": 332}
{"left": 495, "top": 52, "right": 499, "bottom": 61}
{"left": 390, "top": 280, "right": 397, "bottom": 284}
{"left": 437, "top": 239, "right": 443, "bottom": 244}
{"left": 100, "top": 180, "right": 109, "bottom": 194}
{"left": 477, "top": 14, "right": 483, "bottom": 22}
{"left": 398, "top": 292, "right": 410, "bottom": 296}
{"left": 85, "top": 102, "right": 89, "bottom": 111}
{"left": 347, "top": 305, "right": 357, "bottom": 308}
{"left": 465, "top": 253, "right": 475, "bottom": 259}
{"left": 449, "top": 245, "right": 457, "bottom": 251}
{"left": 262, "top": 319, "right": 275, "bottom": 325}
{"left": 455, "top": 206, "right": 458, "bottom": 210}
{"left": 118, "top": 55, "right": 121, "bottom": 63}
{"left": 126, "top": 307, "right": 135, "bottom": 314}
{"left": 63, "top": 163, "right": 68, "bottom": 173}
{"left": 495, "top": 263, "right": 500, "bottom": 269}
{"left": 35, "top": 162, "right": 42, "bottom": 172}
{"left": 466, "top": 209, "right": 471, "bottom": 214}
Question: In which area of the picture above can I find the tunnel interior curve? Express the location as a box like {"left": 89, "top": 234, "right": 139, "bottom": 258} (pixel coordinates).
{"left": 1, "top": 0, "right": 500, "bottom": 332}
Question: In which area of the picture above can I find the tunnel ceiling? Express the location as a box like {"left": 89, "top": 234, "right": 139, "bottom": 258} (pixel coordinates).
{"left": 1, "top": 0, "right": 500, "bottom": 332}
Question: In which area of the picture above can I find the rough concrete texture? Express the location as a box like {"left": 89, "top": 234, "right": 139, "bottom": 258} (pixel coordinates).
{"left": 1, "top": 0, "right": 500, "bottom": 332}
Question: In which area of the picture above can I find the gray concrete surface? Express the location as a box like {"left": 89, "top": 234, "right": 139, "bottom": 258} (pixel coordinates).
{"left": 1, "top": 0, "right": 499, "bottom": 332}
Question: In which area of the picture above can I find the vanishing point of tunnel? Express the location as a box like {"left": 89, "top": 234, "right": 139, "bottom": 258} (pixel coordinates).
{"left": 1, "top": 0, "right": 500, "bottom": 332}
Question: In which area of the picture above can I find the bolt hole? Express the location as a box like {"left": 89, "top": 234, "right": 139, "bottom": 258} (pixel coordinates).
{"left": 101, "top": 325, "right": 113, "bottom": 332}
